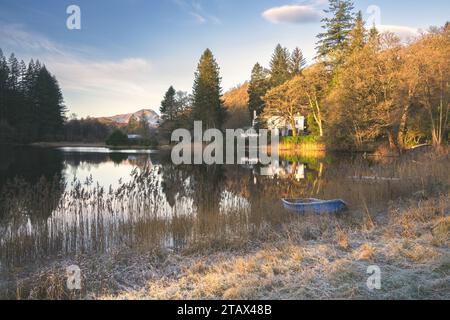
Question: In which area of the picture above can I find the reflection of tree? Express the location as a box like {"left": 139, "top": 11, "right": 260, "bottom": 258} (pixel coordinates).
{"left": 1, "top": 176, "right": 65, "bottom": 222}
{"left": 161, "top": 164, "right": 193, "bottom": 249}
{"left": 109, "top": 153, "right": 128, "bottom": 164}
{"left": 161, "top": 165, "right": 225, "bottom": 234}
{"left": 63, "top": 152, "right": 110, "bottom": 166}
{"left": 159, "top": 164, "right": 226, "bottom": 243}
{"left": 311, "top": 162, "right": 325, "bottom": 196}
{"left": 0, "top": 146, "right": 64, "bottom": 186}
{"left": 160, "top": 164, "right": 192, "bottom": 207}
{"left": 190, "top": 165, "right": 225, "bottom": 236}
{"left": 0, "top": 146, "right": 65, "bottom": 222}
{"left": 158, "top": 160, "right": 327, "bottom": 246}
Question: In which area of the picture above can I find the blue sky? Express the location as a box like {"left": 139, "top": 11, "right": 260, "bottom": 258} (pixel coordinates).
{"left": 0, "top": 0, "right": 449, "bottom": 117}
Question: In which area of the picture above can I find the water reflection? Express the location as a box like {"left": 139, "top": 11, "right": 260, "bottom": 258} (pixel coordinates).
{"left": 0, "top": 145, "right": 64, "bottom": 186}
{"left": 0, "top": 146, "right": 446, "bottom": 267}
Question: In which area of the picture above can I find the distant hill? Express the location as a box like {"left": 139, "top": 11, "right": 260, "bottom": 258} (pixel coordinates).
{"left": 97, "top": 109, "right": 160, "bottom": 128}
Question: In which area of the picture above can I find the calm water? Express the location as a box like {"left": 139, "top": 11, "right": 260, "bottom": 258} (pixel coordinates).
{"left": 0, "top": 145, "right": 445, "bottom": 267}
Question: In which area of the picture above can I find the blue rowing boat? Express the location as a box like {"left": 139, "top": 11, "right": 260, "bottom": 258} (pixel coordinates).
{"left": 282, "top": 198, "right": 347, "bottom": 214}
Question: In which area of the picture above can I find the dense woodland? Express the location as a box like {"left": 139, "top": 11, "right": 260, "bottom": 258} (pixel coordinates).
{"left": 1, "top": 0, "right": 448, "bottom": 150}
{"left": 257, "top": 3, "right": 450, "bottom": 150}
{"left": 0, "top": 51, "right": 66, "bottom": 143}
{"left": 63, "top": 116, "right": 112, "bottom": 143}
{"left": 160, "top": 0, "right": 449, "bottom": 151}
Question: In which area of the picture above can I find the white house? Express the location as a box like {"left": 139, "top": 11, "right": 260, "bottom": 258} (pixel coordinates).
{"left": 253, "top": 111, "right": 305, "bottom": 137}
{"left": 127, "top": 134, "right": 142, "bottom": 140}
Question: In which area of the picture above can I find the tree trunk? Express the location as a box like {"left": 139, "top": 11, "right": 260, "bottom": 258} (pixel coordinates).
{"left": 397, "top": 104, "right": 410, "bottom": 149}
{"left": 312, "top": 111, "right": 324, "bottom": 137}
{"left": 387, "top": 129, "right": 398, "bottom": 151}
{"left": 313, "top": 99, "right": 324, "bottom": 137}
{"left": 432, "top": 129, "right": 441, "bottom": 147}
{"left": 318, "top": 121, "right": 324, "bottom": 137}
{"left": 291, "top": 119, "right": 297, "bottom": 137}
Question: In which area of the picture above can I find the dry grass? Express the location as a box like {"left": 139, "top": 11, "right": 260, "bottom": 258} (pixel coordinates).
{"left": 1, "top": 149, "right": 448, "bottom": 300}
{"left": 100, "top": 193, "right": 450, "bottom": 300}
{"left": 278, "top": 142, "right": 327, "bottom": 152}
{"left": 354, "top": 243, "right": 376, "bottom": 261}
{"left": 335, "top": 227, "right": 350, "bottom": 251}
{"left": 3, "top": 192, "right": 447, "bottom": 300}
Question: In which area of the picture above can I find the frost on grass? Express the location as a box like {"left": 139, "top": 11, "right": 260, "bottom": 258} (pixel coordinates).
{"left": 4, "top": 191, "right": 447, "bottom": 300}
{"left": 103, "top": 192, "right": 450, "bottom": 300}
{"left": 2, "top": 147, "right": 449, "bottom": 301}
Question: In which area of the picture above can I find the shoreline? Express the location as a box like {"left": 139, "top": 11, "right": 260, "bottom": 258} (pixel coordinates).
{"left": 30, "top": 142, "right": 158, "bottom": 150}
{"left": 16, "top": 141, "right": 439, "bottom": 155}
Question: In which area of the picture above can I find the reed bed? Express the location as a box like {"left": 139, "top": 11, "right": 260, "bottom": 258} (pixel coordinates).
{"left": 0, "top": 148, "right": 448, "bottom": 299}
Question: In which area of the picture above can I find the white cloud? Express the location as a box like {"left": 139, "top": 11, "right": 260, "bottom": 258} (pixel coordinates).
{"left": 0, "top": 23, "right": 160, "bottom": 117}
{"left": 262, "top": 5, "right": 322, "bottom": 24}
{"left": 377, "top": 25, "right": 420, "bottom": 40}
{"left": 50, "top": 56, "right": 160, "bottom": 117}
{"left": 51, "top": 57, "right": 152, "bottom": 96}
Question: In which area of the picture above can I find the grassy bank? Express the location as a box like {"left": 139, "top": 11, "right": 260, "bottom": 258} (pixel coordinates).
{"left": 279, "top": 136, "right": 326, "bottom": 152}
{"left": 3, "top": 191, "right": 448, "bottom": 300}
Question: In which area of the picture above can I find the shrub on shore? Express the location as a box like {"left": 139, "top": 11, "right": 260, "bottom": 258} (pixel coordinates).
{"left": 280, "top": 135, "right": 326, "bottom": 151}
{"left": 106, "top": 130, "right": 129, "bottom": 146}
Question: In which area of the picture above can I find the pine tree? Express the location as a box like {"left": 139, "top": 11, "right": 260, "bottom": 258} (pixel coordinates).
{"left": 160, "top": 86, "right": 177, "bottom": 121}
{"left": 175, "top": 91, "right": 191, "bottom": 112}
{"left": 24, "top": 60, "right": 40, "bottom": 141}
{"left": 33, "top": 67, "right": 66, "bottom": 140}
{"left": 12, "top": 60, "right": 30, "bottom": 141}
{"left": 269, "top": 44, "right": 291, "bottom": 87}
{"left": 24, "top": 60, "right": 37, "bottom": 95}
{"left": 23, "top": 59, "right": 40, "bottom": 141}
{"left": 368, "top": 24, "right": 380, "bottom": 45}
{"left": 289, "top": 47, "right": 307, "bottom": 75}
{"left": 348, "top": 11, "right": 367, "bottom": 52}
{"left": 316, "top": 0, "right": 355, "bottom": 60}
{"left": 18, "top": 60, "right": 27, "bottom": 93}
{"left": 0, "top": 49, "right": 9, "bottom": 121}
{"left": 248, "top": 63, "right": 269, "bottom": 117}
{"left": 7, "top": 54, "right": 20, "bottom": 91}
{"left": 5, "top": 54, "right": 22, "bottom": 130}
{"left": 0, "top": 51, "right": 66, "bottom": 143}
{"left": 191, "top": 49, "right": 225, "bottom": 129}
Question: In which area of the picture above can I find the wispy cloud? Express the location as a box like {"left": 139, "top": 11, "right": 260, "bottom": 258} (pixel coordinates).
{"left": 377, "top": 25, "right": 420, "bottom": 40}
{"left": 0, "top": 23, "right": 158, "bottom": 117}
{"left": 173, "top": 0, "right": 221, "bottom": 25}
{"left": 52, "top": 57, "right": 153, "bottom": 96}
{"left": 0, "top": 23, "right": 62, "bottom": 54}
{"left": 262, "top": 4, "right": 322, "bottom": 24}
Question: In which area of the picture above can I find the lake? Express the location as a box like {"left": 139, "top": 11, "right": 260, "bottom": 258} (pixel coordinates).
{"left": 0, "top": 145, "right": 445, "bottom": 267}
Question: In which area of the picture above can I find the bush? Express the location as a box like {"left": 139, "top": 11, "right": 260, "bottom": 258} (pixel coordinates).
{"left": 281, "top": 135, "right": 319, "bottom": 145}
{"left": 106, "top": 130, "right": 129, "bottom": 146}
